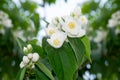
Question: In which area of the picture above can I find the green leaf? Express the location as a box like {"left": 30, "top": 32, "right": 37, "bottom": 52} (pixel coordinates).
{"left": 43, "top": 39, "right": 77, "bottom": 80}
{"left": 31, "top": 12, "right": 40, "bottom": 35}
{"left": 28, "top": 39, "right": 38, "bottom": 44}
{"left": 16, "top": 67, "right": 26, "bottom": 80}
{"left": 81, "top": 36, "right": 92, "bottom": 63}
{"left": 34, "top": 68, "right": 50, "bottom": 80}
{"left": 36, "top": 62, "right": 54, "bottom": 80}
{"left": 16, "top": 38, "right": 26, "bottom": 51}
{"left": 68, "top": 37, "right": 86, "bottom": 67}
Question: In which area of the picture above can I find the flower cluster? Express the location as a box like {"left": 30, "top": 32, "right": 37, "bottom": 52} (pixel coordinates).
{"left": 0, "top": 11, "right": 13, "bottom": 28}
{"left": 107, "top": 10, "right": 120, "bottom": 34}
{"left": 93, "top": 29, "right": 107, "bottom": 43}
{"left": 45, "top": 6, "right": 88, "bottom": 48}
{"left": 20, "top": 44, "right": 39, "bottom": 69}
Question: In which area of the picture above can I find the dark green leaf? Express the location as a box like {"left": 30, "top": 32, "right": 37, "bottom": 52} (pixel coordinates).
{"left": 43, "top": 39, "right": 77, "bottom": 80}
{"left": 34, "top": 68, "right": 50, "bottom": 80}
{"left": 36, "top": 62, "right": 54, "bottom": 80}
{"left": 68, "top": 37, "right": 85, "bottom": 67}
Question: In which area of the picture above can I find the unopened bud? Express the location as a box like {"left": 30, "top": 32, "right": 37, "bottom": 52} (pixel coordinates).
{"left": 32, "top": 53, "right": 39, "bottom": 62}
{"left": 23, "top": 47, "right": 28, "bottom": 54}
{"left": 23, "top": 56, "right": 29, "bottom": 64}
{"left": 27, "top": 44, "right": 32, "bottom": 52}
{"left": 20, "top": 61, "right": 25, "bottom": 68}
{"left": 27, "top": 53, "right": 33, "bottom": 59}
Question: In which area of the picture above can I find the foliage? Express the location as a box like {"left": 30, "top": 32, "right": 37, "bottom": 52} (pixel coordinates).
{"left": 80, "top": 0, "right": 120, "bottom": 80}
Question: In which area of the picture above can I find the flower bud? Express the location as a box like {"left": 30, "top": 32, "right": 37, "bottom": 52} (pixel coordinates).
{"left": 27, "top": 44, "right": 32, "bottom": 52}
{"left": 23, "top": 56, "right": 29, "bottom": 64}
{"left": 23, "top": 47, "right": 28, "bottom": 54}
{"left": 32, "top": 53, "right": 39, "bottom": 62}
{"left": 27, "top": 53, "right": 33, "bottom": 59}
{"left": 20, "top": 61, "right": 25, "bottom": 68}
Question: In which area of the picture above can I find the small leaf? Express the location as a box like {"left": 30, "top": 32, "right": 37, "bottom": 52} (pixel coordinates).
{"left": 36, "top": 62, "right": 54, "bottom": 80}
{"left": 81, "top": 35, "right": 92, "bottom": 63}
{"left": 28, "top": 39, "right": 38, "bottom": 44}
{"left": 68, "top": 37, "right": 85, "bottom": 67}
{"left": 16, "top": 67, "right": 26, "bottom": 80}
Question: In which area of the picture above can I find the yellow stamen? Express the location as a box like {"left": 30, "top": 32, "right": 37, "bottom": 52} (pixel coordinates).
{"left": 53, "top": 39, "right": 60, "bottom": 46}
{"left": 68, "top": 22, "right": 75, "bottom": 29}
{"left": 81, "top": 17, "right": 85, "bottom": 21}
{"left": 49, "top": 30, "right": 55, "bottom": 35}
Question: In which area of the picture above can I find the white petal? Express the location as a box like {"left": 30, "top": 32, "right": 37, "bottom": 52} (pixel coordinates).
{"left": 27, "top": 44, "right": 32, "bottom": 50}
{"left": 47, "top": 31, "right": 67, "bottom": 48}
{"left": 23, "top": 56, "right": 29, "bottom": 64}
{"left": 27, "top": 53, "right": 33, "bottom": 59}
{"left": 20, "top": 61, "right": 25, "bottom": 68}
{"left": 32, "top": 53, "right": 39, "bottom": 62}
{"left": 45, "top": 25, "right": 59, "bottom": 36}
{"left": 77, "top": 29, "right": 86, "bottom": 37}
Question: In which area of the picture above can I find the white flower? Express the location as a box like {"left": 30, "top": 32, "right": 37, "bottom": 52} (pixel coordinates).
{"left": 47, "top": 31, "right": 67, "bottom": 48}
{"left": 32, "top": 53, "right": 39, "bottom": 62}
{"left": 107, "top": 19, "right": 118, "bottom": 28}
{"left": 20, "top": 61, "right": 25, "bottom": 68}
{"left": 94, "top": 30, "right": 107, "bottom": 43}
{"left": 62, "top": 17, "right": 80, "bottom": 35}
{"left": 2, "top": 19, "right": 13, "bottom": 28}
{"left": 27, "top": 44, "right": 32, "bottom": 51}
{"left": 45, "top": 24, "right": 59, "bottom": 36}
{"left": 79, "top": 16, "right": 88, "bottom": 26}
{"left": 62, "top": 16, "right": 86, "bottom": 38}
{"left": 83, "top": 71, "right": 96, "bottom": 80}
{"left": 27, "top": 53, "right": 33, "bottom": 59}
{"left": 23, "top": 56, "right": 29, "bottom": 64}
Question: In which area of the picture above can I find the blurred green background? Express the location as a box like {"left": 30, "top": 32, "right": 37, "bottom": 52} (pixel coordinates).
{"left": 0, "top": 0, "right": 120, "bottom": 80}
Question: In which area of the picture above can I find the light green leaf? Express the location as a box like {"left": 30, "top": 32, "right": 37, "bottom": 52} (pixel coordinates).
{"left": 68, "top": 37, "right": 85, "bottom": 67}
{"left": 16, "top": 67, "right": 26, "bottom": 80}
{"left": 36, "top": 62, "right": 54, "bottom": 80}
{"left": 43, "top": 39, "right": 77, "bottom": 80}
{"left": 81, "top": 35, "right": 92, "bottom": 63}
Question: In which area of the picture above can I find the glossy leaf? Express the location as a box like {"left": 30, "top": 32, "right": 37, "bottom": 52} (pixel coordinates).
{"left": 43, "top": 39, "right": 77, "bottom": 80}
{"left": 68, "top": 37, "right": 85, "bottom": 67}
{"left": 81, "top": 35, "right": 92, "bottom": 62}
{"left": 36, "top": 62, "right": 54, "bottom": 80}
{"left": 34, "top": 68, "right": 50, "bottom": 80}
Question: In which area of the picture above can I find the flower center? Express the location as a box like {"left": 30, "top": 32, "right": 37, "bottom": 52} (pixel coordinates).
{"left": 53, "top": 39, "right": 60, "bottom": 46}
{"left": 68, "top": 22, "right": 75, "bottom": 29}
{"left": 81, "top": 17, "right": 85, "bottom": 21}
{"left": 49, "top": 30, "right": 55, "bottom": 35}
